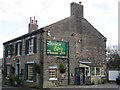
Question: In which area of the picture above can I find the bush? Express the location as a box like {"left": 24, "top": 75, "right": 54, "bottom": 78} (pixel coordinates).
{"left": 8, "top": 74, "right": 22, "bottom": 86}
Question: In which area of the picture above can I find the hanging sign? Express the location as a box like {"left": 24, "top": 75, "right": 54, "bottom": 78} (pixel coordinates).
{"left": 46, "top": 40, "right": 66, "bottom": 56}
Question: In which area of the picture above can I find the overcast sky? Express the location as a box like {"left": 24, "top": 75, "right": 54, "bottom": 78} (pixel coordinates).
{"left": 0, "top": 0, "right": 119, "bottom": 58}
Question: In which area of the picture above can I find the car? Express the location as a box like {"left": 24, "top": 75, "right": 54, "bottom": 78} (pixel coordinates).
{"left": 116, "top": 73, "right": 120, "bottom": 85}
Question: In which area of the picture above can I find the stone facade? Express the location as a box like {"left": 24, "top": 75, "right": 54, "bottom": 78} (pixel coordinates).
{"left": 3, "top": 2, "right": 106, "bottom": 88}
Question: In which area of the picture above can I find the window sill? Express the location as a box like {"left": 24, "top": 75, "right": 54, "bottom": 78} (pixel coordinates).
{"left": 49, "top": 78, "right": 58, "bottom": 81}
{"left": 6, "top": 57, "right": 11, "bottom": 59}
{"left": 27, "top": 53, "right": 34, "bottom": 56}
{"left": 16, "top": 55, "right": 22, "bottom": 57}
{"left": 26, "top": 80, "right": 34, "bottom": 82}
{"left": 6, "top": 77, "right": 9, "bottom": 79}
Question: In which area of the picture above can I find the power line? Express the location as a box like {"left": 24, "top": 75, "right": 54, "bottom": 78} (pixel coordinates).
{"left": 35, "top": 0, "right": 57, "bottom": 17}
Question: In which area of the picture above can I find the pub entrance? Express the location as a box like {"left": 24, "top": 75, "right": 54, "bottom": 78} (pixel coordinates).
{"left": 80, "top": 63, "right": 91, "bottom": 85}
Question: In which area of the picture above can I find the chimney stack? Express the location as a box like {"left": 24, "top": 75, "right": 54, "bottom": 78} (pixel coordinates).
{"left": 71, "top": 2, "right": 83, "bottom": 19}
{"left": 28, "top": 16, "right": 38, "bottom": 33}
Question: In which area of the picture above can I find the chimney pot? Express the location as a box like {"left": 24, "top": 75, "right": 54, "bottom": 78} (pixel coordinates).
{"left": 30, "top": 17, "right": 32, "bottom": 23}
{"left": 28, "top": 16, "right": 38, "bottom": 33}
{"left": 79, "top": 1, "right": 82, "bottom": 4}
{"left": 36, "top": 20, "right": 37, "bottom": 23}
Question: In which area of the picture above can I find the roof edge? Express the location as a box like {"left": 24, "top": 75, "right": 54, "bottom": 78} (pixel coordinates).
{"left": 82, "top": 18, "right": 107, "bottom": 40}
{"left": 3, "top": 28, "right": 44, "bottom": 45}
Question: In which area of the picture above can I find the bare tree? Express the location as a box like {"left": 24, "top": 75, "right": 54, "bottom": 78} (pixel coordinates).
{"left": 107, "top": 45, "right": 120, "bottom": 70}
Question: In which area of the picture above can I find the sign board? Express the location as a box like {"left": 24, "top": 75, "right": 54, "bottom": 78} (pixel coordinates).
{"left": 46, "top": 40, "right": 66, "bottom": 56}
{"left": 108, "top": 70, "right": 120, "bottom": 81}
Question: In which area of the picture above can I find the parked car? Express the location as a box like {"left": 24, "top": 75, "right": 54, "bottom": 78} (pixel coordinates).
{"left": 116, "top": 73, "right": 120, "bottom": 85}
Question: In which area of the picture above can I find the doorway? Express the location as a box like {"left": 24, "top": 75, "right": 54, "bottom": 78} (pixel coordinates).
{"left": 75, "top": 67, "right": 80, "bottom": 85}
{"left": 80, "top": 67, "right": 85, "bottom": 84}
{"left": 15, "top": 62, "right": 20, "bottom": 78}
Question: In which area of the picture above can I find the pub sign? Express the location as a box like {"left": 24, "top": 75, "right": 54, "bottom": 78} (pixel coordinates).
{"left": 46, "top": 40, "right": 66, "bottom": 56}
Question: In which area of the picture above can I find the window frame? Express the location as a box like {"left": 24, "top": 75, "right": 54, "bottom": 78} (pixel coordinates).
{"left": 25, "top": 36, "right": 37, "bottom": 55}
{"left": 15, "top": 41, "right": 22, "bottom": 56}
{"left": 48, "top": 66, "right": 58, "bottom": 80}
{"left": 28, "top": 38, "right": 34, "bottom": 54}
{"left": 96, "top": 67, "right": 101, "bottom": 76}
{"left": 91, "top": 67, "right": 95, "bottom": 76}
{"left": 24, "top": 61, "right": 36, "bottom": 82}
{"left": 5, "top": 44, "right": 13, "bottom": 58}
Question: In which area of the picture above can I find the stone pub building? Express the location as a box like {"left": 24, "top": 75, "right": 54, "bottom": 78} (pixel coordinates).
{"left": 3, "top": 2, "right": 107, "bottom": 88}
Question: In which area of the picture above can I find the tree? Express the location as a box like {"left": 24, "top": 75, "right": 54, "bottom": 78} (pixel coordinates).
{"left": 107, "top": 45, "right": 120, "bottom": 70}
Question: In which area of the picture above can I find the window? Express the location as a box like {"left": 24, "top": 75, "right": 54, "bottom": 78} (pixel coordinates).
{"left": 6, "top": 66, "right": 10, "bottom": 77}
{"left": 96, "top": 67, "right": 100, "bottom": 75}
{"left": 86, "top": 67, "right": 89, "bottom": 76}
{"left": 48, "top": 66, "right": 57, "bottom": 80}
{"left": 101, "top": 67, "right": 105, "bottom": 76}
{"left": 5, "top": 45, "right": 13, "bottom": 58}
{"left": 29, "top": 39, "right": 34, "bottom": 54}
{"left": 15, "top": 41, "right": 22, "bottom": 56}
{"left": 25, "top": 37, "right": 37, "bottom": 55}
{"left": 24, "top": 63, "right": 36, "bottom": 82}
{"left": 91, "top": 67, "right": 95, "bottom": 76}
{"left": 28, "top": 64, "right": 33, "bottom": 80}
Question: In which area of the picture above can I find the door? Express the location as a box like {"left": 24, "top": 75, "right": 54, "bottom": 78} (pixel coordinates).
{"left": 16, "top": 62, "right": 20, "bottom": 78}
{"left": 80, "top": 67, "right": 85, "bottom": 84}
{"left": 75, "top": 67, "right": 80, "bottom": 85}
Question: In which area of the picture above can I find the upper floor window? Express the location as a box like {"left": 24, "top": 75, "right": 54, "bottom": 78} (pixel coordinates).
{"left": 5, "top": 44, "right": 14, "bottom": 58}
{"left": 15, "top": 41, "right": 22, "bottom": 56}
{"left": 25, "top": 36, "right": 37, "bottom": 55}
{"left": 29, "top": 39, "right": 34, "bottom": 54}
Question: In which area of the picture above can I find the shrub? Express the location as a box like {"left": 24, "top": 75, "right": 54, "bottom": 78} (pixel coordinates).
{"left": 8, "top": 74, "right": 22, "bottom": 86}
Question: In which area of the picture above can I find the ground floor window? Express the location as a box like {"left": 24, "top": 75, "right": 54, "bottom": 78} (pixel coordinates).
{"left": 96, "top": 67, "right": 100, "bottom": 75}
{"left": 48, "top": 66, "right": 57, "bottom": 80}
{"left": 28, "top": 64, "right": 33, "bottom": 80}
{"left": 91, "top": 67, "right": 102, "bottom": 76}
{"left": 24, "top": 62, "right": 36, "bottom": 82}
{"left": 91, "top": 67, "right": 95, "bottom": 76}
{"left": 6, "top": 66, "right": 10, "bottom": 77}
{"left": 101, "top": 67, "right": 105, "bottom": 76}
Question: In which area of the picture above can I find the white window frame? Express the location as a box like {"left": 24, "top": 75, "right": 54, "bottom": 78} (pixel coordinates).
{"left": 28, "top": 38, "right": 34, "bottom": 55}
{"left": 48, "top": 66, "right": 58, "bottom": 80}
{"left": 15, "top": 62, "right": 21, "bottom": 76}
{"left": 26, "top": 61, "right": 34, "bottom": 82}
{"left": 28, "top": 64, "right": 33, "bottom": 81}
{"left": 91, "top": 67, "right": 95, "bottom": 76}
{"left": 7, "top": 50, "right": 11, "bottom": 58}
{"left": 6, "top": 44, "right": 13, "bottom": 58}
{"left": 17, "top": 43, "right": 21, "bottom": 56}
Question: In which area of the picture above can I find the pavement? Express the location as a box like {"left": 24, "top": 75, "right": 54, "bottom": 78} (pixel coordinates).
{"left": 54, "top": 83, "right": 120, "bottom": 88}
{"left": 1, "top": 83, "right": 120, "bottom": 90}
